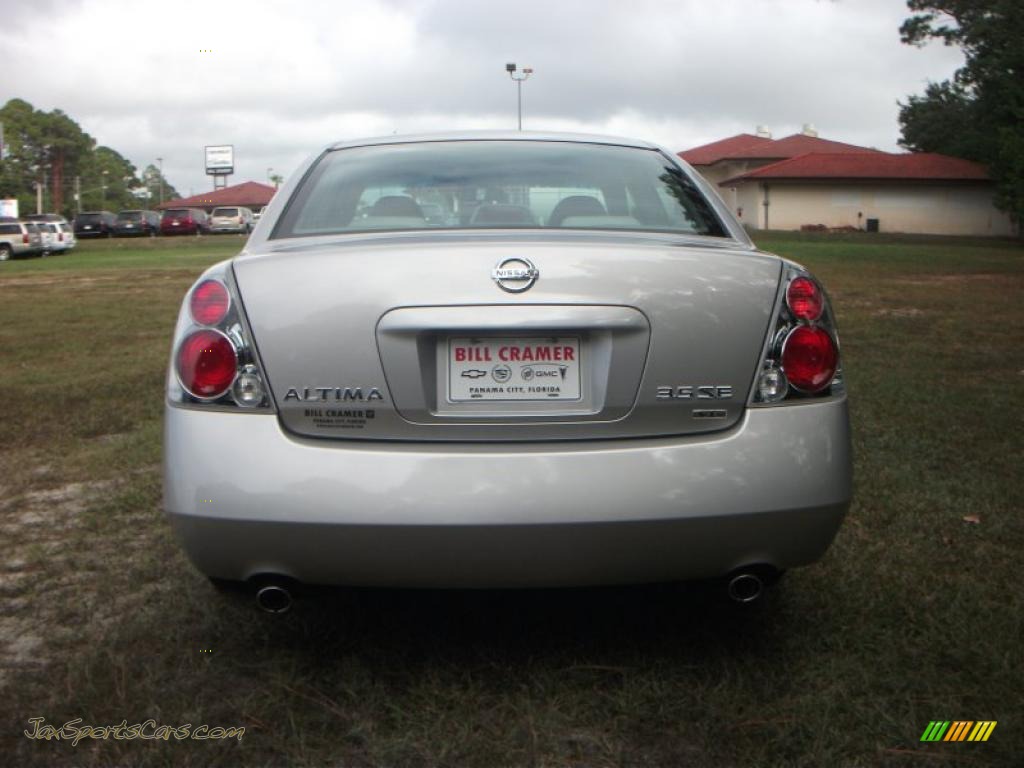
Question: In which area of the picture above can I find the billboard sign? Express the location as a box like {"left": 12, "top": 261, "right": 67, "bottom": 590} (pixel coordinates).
{"left": 205, "top": 145, "right": 234, "bottom": 175}
{"left": 1, "top": 199, "right": 18, "bottom": 218}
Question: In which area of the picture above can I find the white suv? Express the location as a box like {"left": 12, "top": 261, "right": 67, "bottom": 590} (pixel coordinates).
{"left": 0, "top": 218, "right": 44, "bottom": 261}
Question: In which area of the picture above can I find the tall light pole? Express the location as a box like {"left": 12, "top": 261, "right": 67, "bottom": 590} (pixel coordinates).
{"left": 156, "top": 157, "right": 164, "bottom": 206}
{"left": 505, "top": 62, "right": 533, "bottom": 130}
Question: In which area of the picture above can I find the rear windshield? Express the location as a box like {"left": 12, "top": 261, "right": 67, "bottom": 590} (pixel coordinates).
{"left": 274, "top": 141, "right": 727, "bottom": 238}
{"left": 77, "top": 213, "right": 102, "bottom": 223}
{"left": 118, "top": 211, "right": 143, "bottom": 221}
{"left": 163, "top": 209, "right": 190, "bottom": 217}
{"left": 212, "top": 208, "right": 238, "bottom": 217}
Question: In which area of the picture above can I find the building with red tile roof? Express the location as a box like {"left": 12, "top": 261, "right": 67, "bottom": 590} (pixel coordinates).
{"left": 678, "top": 128, "right": 1013, "bottom": 236}
{"left": 678, "top": 133, "right": 775, "bottom": 166}
{"left": 681, "top": 132, "right": 881, "bottom": 166}
{"left": 721, "top": 152, "right": 990, "bottom": 184}
{"left": 156, "top": 181, "right": 276, "bottom": 213}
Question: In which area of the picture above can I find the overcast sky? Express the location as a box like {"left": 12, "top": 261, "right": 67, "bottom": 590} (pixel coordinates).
{"left": 1, "top": 0, "right": 963, "bottom": 197}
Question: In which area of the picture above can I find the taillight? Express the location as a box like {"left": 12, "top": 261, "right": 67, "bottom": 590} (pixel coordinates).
{"left": 753, "top": 266, "right": 842, "bottom": 404}
{"left": 190, "top": 279, "right": 230, "bottom": 325}
{"left": 786, "top": 276, "right": 823, "bottom": 321}
{"left": 781, "top": 325, "right": 838, "bottom": 393}
{"left": 22, "top": 233, "right": 29, "bottom": 244}
{"left": 175, "top": 329, "right": 237, "bottom": 399}
{"left": 59, "top": 232, "right": 64, "bottom": 242}
{"left": 169, "top": 269, "right": 271, "bottom": 410}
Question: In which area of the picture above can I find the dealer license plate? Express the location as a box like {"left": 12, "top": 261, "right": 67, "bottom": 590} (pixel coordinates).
{"left": 447, "top": 337, "right": 581, "bottom": 402}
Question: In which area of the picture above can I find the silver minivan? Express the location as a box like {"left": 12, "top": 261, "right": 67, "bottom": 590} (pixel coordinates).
{"left": 209, "top": 206, "right": 255, "bottom": 234}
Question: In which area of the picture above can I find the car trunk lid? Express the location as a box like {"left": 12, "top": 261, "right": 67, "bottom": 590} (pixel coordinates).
{"left": 232, "top": 232, "right": 781, "bottom": 441}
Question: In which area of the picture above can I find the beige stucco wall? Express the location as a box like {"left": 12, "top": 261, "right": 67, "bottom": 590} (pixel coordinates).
{"left": 736, "top": 182, "right": 1014, "bottom": 236}
{"left": 691, "top": 161, "right": 771, "bottom": 227}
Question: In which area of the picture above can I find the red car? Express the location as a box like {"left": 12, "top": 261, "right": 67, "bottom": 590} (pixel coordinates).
{"left": 160, "top": 208, "right": 210, "bottom": 235}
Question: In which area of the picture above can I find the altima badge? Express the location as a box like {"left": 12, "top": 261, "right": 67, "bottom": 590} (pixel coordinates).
{"left": 492, "top": 257, "right": 539, "bottom": 292}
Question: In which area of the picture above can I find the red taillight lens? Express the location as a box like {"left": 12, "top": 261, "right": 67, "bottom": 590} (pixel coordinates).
{"left": 190, "top": 279, "right": 231, "bottom": 325}
{"left": 22, "top": 233, "right": 29, "bottom": 244}
{"left": 786, "top": 276, "right": 824, "bottom": 322}
{"left": 782, "top": 325, "right": 838, "bottom": 393}
{"left": 175, "top": 330, "right": 237, "bottom": 399}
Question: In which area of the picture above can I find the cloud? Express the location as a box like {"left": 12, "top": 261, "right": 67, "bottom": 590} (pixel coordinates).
{"left": 2, "top": 0, "right": 965, "bottom": 194}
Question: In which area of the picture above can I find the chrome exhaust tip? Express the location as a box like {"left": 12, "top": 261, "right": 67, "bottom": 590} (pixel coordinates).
{"left": 255, "top": 584, "right": 293, "bottom": 614}
{"left": 727, "top": 572, "right": 765, "bottom": 603}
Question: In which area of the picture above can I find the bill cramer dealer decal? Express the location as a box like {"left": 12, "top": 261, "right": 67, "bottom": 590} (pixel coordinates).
{"left": 452, "top": 344, "right": 576, "bottom": 363}
{"left": 449, "top": 339, "right": 581, "bottom": 401}
{"left": 303, "top": 408, "right": 376, "bottom": 430}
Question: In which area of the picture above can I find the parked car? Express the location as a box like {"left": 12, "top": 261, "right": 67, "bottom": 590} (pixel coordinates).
{"left": 160, "top": 208, "right": 210, "bottom": 236}
{"left": 35, "top": 222, "right": 59, "bottom": 253}
{"left": 209, "top": 206, "right": 255, "bottom": 234}
{"left": 25, "top": 215, "right": 72, "bottom": 253}
{"left": 58, "top": 222, "right": 77, "bottom": 252}
{"left": 74, "top": 211, "right": 117, "bottom": 238}
{"left": 38, "top": 222, "right": 75, "bottom": 254}
{"left": 113, "top": 209, "right": 161, "bottom": 237}
{"left": 164, "top": 132, "right": 852, "bottom": 613}
{"left": 0, "top": 217, "right": 44, "bottom": 260}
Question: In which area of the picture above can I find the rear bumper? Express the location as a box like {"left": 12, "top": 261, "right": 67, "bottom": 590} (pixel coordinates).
{"left": 163, "top": 399, "right": 852, "bottom": 587}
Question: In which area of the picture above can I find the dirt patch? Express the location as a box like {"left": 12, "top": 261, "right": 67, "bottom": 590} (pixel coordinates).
{"left": 834, "top": 298, "right": 875, "bottom": 310}
{"left": 0, "top": 270, "right": 184, "bottom": 290}
{"left": 0, "top": 481, "right": 104, "bottom": 518}
{"left": 0, "top": 480, "right": 110, "bottom": 690}
{"left": 0, "top": 275, "right": 122, "bottom": 290}
{"left": 871, "top": 308, "right": 926, "bottom": 318}
{"left": 894, "top": 273, "right": 1018, "bottom": 287}
{"left": 89, "top": 432, "right": 130, "bottom": 446}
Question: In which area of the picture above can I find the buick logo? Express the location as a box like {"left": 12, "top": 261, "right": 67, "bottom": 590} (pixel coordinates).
{"left": 491, "top": 257, "right": 539, "bottom": 293}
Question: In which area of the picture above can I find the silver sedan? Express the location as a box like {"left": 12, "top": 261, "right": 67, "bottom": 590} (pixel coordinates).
{"left": 163, "top": 132, "right": 851, "bottom": 612}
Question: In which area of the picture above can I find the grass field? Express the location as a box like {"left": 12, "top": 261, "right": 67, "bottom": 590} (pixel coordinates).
{"left": 1, "top": 232, "right": 1022, "bottom": 767}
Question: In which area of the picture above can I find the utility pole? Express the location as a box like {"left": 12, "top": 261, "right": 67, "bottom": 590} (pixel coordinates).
{"left": 505, "top": 62, "right": 533, "bottom": 130}
{"left": 35, "top": 181, "right": 42, "bottom": 214}
{"left": 157, "top": 157, "right": 164, "bottom": 206}
{"left": 52, "top": 148, "right": 64, "bottom": 213}
{"left": 75, "top": 176, "right": 81, "bottom": 214}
